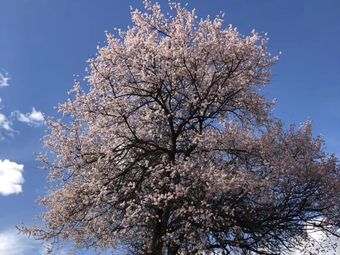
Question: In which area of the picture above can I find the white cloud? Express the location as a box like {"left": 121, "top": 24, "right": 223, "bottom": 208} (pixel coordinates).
{"left": 0, "top": 72, "right": 10, "bottom": 87}
{"left": 294, "top": 229, "right": 340, "bottom": 255}
{"left": 0, "top": 229, "right": 44, "bottom": 255}
{"left": 12, "top": 107, "right": 45, "bottom": 127}
{"left": 0, "top": 159, "right": 24, "bottom": 196}
{"left": 0, "top": 113, "right": 13, "bottom": 131}
{"left": 0, "top": 72, "right": 14, "bottom": 138}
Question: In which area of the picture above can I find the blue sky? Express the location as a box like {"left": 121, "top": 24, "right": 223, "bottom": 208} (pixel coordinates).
{"left": 0, "top": 0, "right": 339, "bottom": 254}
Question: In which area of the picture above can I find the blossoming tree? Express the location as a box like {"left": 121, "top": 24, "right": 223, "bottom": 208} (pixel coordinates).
{"left": 21, "top": 1, "right": 340, "bottom": 254}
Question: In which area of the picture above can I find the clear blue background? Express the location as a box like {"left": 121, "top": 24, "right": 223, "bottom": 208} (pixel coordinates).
{"left": 0, "top": 0, "right": 339, "bottom": 254}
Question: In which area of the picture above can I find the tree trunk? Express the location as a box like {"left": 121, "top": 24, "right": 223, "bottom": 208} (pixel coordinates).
{"left": 147, "top": 208, "right": 168, "bottom": 255}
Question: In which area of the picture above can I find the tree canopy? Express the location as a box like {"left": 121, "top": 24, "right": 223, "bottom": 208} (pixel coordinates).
{"left": 21, "top": 1, "right": 340, "bottom": 254}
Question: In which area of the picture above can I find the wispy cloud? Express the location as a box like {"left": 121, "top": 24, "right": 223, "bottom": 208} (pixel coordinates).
{"left": 0, "top": 72, "right": 10, "bottom": 87}
{"left": 0, "top": 159, "right": 24, "bottom": 196}
{"left": 12, "top": 107, "right": 45, "bottom": 127}
{"left": 0, "top": 229, "right": 44, "bottom": 255}
{"left": 0, "top": 113, "right": 13, "bottom": 132}
{"left": 0, "top": 72, "right": 13, "bottom": 136}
